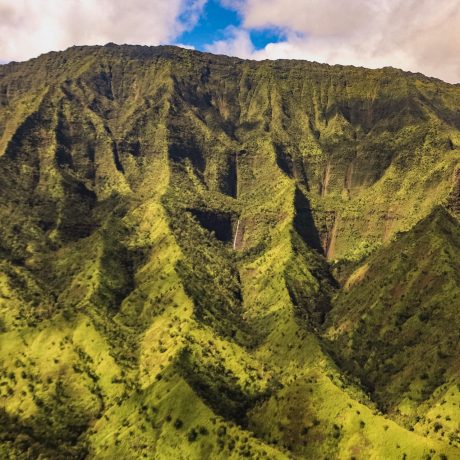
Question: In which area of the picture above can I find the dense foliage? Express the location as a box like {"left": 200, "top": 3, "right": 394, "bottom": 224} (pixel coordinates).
{"left": 0, "top": 44, "right": 459, "bottom": 459}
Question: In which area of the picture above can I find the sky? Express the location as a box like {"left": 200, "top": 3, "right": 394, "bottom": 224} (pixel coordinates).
{"left": 0, "top": 0, "right": 459, "bottom": 83}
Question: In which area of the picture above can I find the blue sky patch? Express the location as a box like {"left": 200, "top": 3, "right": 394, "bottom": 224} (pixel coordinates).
{"left": 176, "top": 0, "right": 284, "bottom": 52}
{"left": 250, "top": 28, "right": 285, "bottom": 51}
{"left": 177, "top": 0, "right": 240, "bottom": 49}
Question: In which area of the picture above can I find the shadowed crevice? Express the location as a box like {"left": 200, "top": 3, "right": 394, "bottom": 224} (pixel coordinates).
{"left": 273, "top": 142, "right": 293, "bottom": 177}
{"left": 189, "top": 208, "right": 234, "bottom": 243}
{"left": 293, "top": 188, "right": 324, "bottom": 254}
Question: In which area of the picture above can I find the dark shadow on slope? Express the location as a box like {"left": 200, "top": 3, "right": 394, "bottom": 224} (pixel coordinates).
{"left": 57, "top": 176, "right": 97, "bottom": 240}
{"left": 4, "top": 111, "right": 43, "bottom": 162}
{"left": 286, "top": 231, "right": 337, "bottom": 326}
{"left": 274, "top": 143, "right": 312, "bottom": 190}
{"left": 273, "top": 142, "right": 293, "bottom": 177}
{"left": 325, "top": 96, "right": 427, "bottom": 134}
{"left": 293, "top": 188, "right": 324, "bottom": 254}
{"left": 189, "top": 208, "right": 234, "bottom": 243}
{"left": 177, "top": 348, "right": 275, "bottom": 425}
{"left": 90, "top": 69, "right": 114, "bottom": 100}
{"left": 111, "top": 141, "right": 124, "bottom": 173}
{"left": 168, "top": 138, "right": 206, "bottom": 174}
{"left": 0, "top": 407, "right": 89, "bottom": 459}
{"left": 417, "top": 92, "right": 460, "bottom": 131}
{"left": 81, "top": 214, "right": 136, "bottom": 314}
{"left": 292, "top": 155, "right": 311, "bottom": 191}
{"left": 325, "top": 206, "right": 460, "bottom": 411}
{"left": 218, "top": 152, "right": 237, "bottom": 198}
{"left": 55, "top": 112, "right": 74, "bottom": 168}
{"left": 103, "top": 125, "right": 124, "bottom": 173}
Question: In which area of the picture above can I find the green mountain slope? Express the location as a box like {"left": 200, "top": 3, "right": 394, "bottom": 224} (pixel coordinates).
{"left": 0, "top": 44, "right": 459, "bottom": 459}
{"left": 325, "top": 206, "right": 460, "bottom": 447}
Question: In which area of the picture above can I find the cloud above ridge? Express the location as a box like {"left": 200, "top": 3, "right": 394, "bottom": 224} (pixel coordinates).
{"left": 0, "top": 0, "right": 205, "bottom": 62}
{"left": 209, "top": 0, "right": 460, "bottom": 83}
{"left": 1, "top": 0, "right": 459, "bottom": 84}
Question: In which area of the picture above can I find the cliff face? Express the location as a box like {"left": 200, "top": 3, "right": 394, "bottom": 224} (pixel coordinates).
{"left": 0, "top": 45, "right": 459, "bottom": 459}
{"left": 2, "top": 45, "right": 460, "bottom": 259}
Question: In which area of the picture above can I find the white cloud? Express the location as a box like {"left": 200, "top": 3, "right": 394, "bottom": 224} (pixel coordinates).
{"left": 174, "top": 43, "right": 196, "bottom": 50}
{"left": 0, "top": 0, "right": 206, "bottom": 62}
{"left": 213, "top": 0, "right": 460, "bottom": 83}
{"left": 1, "top": 0, "right": 458, "bottom": 83}
{"left": 205, "top": 26, "right": 254, "bottom": 58}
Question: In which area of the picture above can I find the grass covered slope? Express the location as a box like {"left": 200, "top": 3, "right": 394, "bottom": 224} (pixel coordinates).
{"left": 325, "top": 206, "right": 460, "bottom": 448}
{"left": 0, "top": 44, "right": 459, "bottom": 458}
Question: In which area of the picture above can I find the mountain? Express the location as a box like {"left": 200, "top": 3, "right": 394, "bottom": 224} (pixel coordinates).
{"left": 0, "top": 44, "right": 459, "bottom": 459}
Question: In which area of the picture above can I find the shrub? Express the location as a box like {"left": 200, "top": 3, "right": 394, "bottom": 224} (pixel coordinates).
{"left": 187, "top": 428, "right": 198, "bottom": 442}
{"left": 174, "top": 418, "right": 183, "bottom": 429}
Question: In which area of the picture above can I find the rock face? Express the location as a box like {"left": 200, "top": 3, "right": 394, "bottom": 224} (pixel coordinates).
{"left": 0, "top": 44, "right": 459, "bottom": 459}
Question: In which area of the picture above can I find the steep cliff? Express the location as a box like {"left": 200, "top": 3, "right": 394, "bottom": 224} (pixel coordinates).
{"left": 0, "top": 45, "right": 459, "bottom": 459}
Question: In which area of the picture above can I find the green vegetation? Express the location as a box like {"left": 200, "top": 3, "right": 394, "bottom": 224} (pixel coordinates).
{"left": 0, "top": 44, "right": 459, "bottom": 458}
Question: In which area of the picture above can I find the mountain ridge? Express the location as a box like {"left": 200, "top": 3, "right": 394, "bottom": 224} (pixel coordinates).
{"left": 1, "top": 43, "right": 458, "bottom": 88}
{"left": 0, "top": 44, "right": 459, "bottom": 459}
